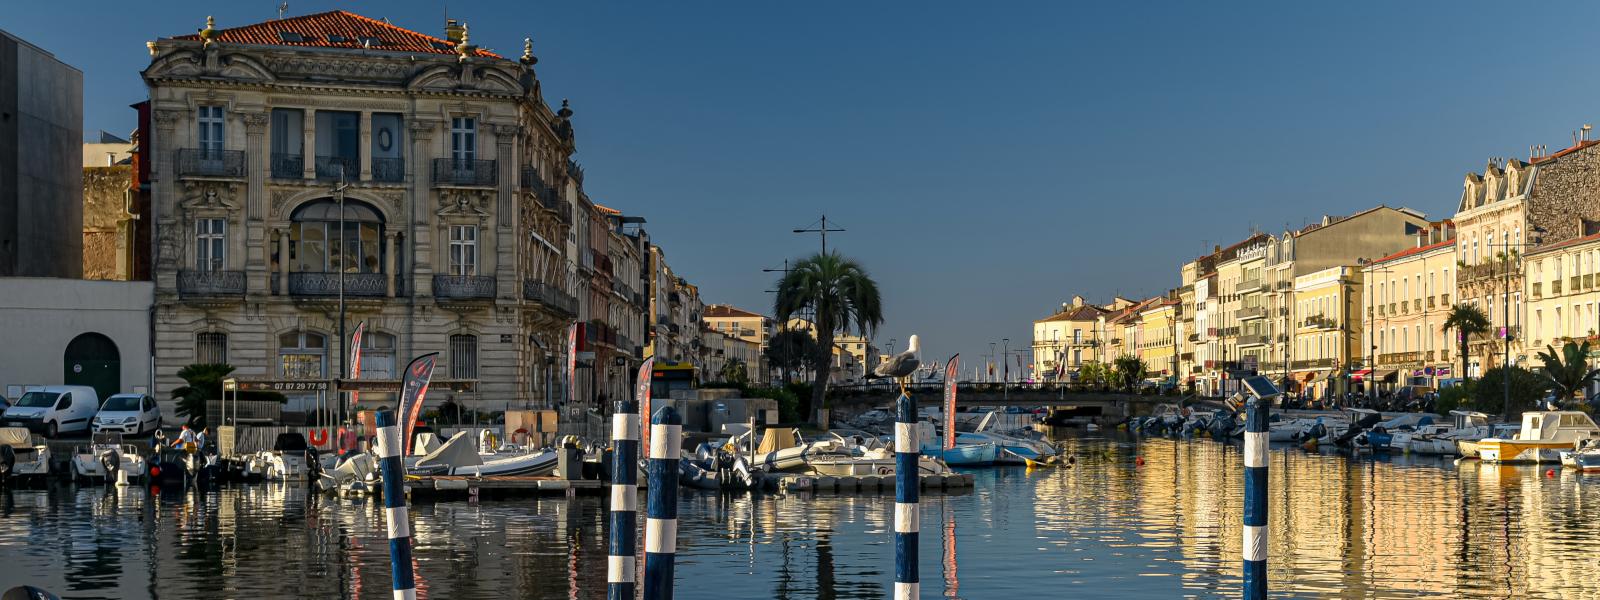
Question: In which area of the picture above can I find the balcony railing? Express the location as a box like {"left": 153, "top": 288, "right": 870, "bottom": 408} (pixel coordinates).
{"left": 1237, "top": 306, "right": 1265, "bottom": 320}
{"left": 432, "top": 158, "right": 497, "bottom": 187}
{"left": 175, "top": 148, "right": 246, "bottom": 178}
{"left": 1291, "top": 358, "right": 1337, "bottom": 370}
{"left": 315, "top": 155, "right": 359, "bottom": 181}
{"left": 520, "top": 166, "right": 549, "bottom": 195}
{"left": 287, "top": 272, "right": 388, "bottom": 297}
{"left": 178, "top": 270, "right": 245, "bottom": 297}
{"left": 1302, "top": 315, "right": 1337, "bottom": 329}
{"left": 1440, "top": 293, "right": 1450, "bottom": 305}
{"left": 1554, "top": 280, "right": 1564, "bottom": 294}
{"left": 523, "top": 279, "right": 579, "bottom": 316}
{"left": 1414, "top": 299, "right": 1422, "bottom": 311}
{"left": 1379, "top": 351, "right": 1423, "bottom": 366}
{"left": 1574, "top": 276, "right": 1582, "bottom": 292}
{"left": 1238, "top": 333, "right": 1269, "bottom": 346}
{"left": 270, "top": 153, "right": 303, "bottom": 179}
{"left": 1377, "top": 305, "right": 1386, "bottom": 316}
{"left": 433, "top": 275, "right": 496, "bottom": 299}
{"left": 1533, "top": 282, "right": 1543, "bottom": 299}
{"left": 371, "top": 157, "right": 405, "bottom": 183}
{"left": 1238, "top": 277, "right": 1263, "bottom": 292}
{"left": 1427, "top": 296, "right": 1437, "bottom": 308}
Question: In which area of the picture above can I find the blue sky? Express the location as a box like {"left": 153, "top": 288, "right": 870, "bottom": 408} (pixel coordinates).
{"left": 11, "top": 1, "right": 1600, "bottom": 370}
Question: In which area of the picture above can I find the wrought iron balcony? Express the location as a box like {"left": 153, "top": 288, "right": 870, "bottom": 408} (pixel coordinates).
{"left": 371, "top": 157, "right": 405, "bottom": 183}
{"left": 1237, "top": 306, "right": 1265, "bottom": 320}
{"left": 315, "top": 155, "right": 359, "bottom": 181}
{"left": 175, "top": 148, "right": 246, "bottom": 178}
{"left": 434, "top": 274, "right": 496, "bottom": 299}
{"left": 520, "top": 166, "right": 549, "bottom": 195}
{"left": 522, "top": 279, "right": 578, "bottom": 316}
{"left": 287, "top": 272, "right": 388, "bottom": 297}
{"left": 1379, "top": 351, "right": 1423, "bottom": 366}
{"left": 178, "top": 270, "right": 245, "bottom": 297}
{"left": 270, "top": 153, "right": 304, "bottom": 179}
{"left": 432, "top": 158, "right": 497, "bottom": 187}
{"left": 1238, "top": 333, "right": 1269, "bottom": 346}
{"left": 1290, "top": 358, "right": 1337, "bottom": 370}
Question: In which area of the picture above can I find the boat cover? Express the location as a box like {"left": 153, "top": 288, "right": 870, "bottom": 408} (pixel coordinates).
{"left": 415, "top": 432, "right": 483, "bottom": 471}
{"left": 0, "top": 428, "right": 32, "bottom": 449}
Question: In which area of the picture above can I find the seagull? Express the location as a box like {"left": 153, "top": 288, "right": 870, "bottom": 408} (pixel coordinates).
{"left": 869, "top": 334, "right": 921, "bottom": 395}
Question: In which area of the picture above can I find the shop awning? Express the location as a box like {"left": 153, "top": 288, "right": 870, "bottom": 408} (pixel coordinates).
{"left": 1375, "top": 369, "right": 1399, "bottom": 383}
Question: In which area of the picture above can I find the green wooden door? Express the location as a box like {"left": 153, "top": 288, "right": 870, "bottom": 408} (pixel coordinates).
{"left": 64, "top": 332, "right": 120, "bottom": 401}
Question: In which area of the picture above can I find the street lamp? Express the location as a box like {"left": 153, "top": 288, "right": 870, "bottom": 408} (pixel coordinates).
{"left": 1002, "top": 338, "right": 1010, "bottom": 401}
{"left": 331, "top": 165, "right": 351, "bottom": 425}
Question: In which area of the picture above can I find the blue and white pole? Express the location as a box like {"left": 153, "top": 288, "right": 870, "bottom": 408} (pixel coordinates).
{"left": 374, "top": 409, "right": 416, "bottom": 600}
{"left": 608, "top": 399, "right": 641, "bottom": 600}
{"left": 643, "top": 405, "right": 682, "bottom": 600}
{"left": 1242, "top": 395, "right": 1270, "bottom": 599}
{"left": 894, "top": 392, "right": 920, "bottom": 600}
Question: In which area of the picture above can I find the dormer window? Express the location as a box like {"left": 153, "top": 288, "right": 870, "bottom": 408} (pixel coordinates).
{"left": 278, "top": 31, "right": 305, "bottom": 42}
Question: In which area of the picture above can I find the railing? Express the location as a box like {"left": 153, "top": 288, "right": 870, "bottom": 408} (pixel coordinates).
{"left": 175, "top": 148, "right": 246, "bottom": 178}
{"left": 1587, "top": 274, "right": 1595, "bottom": 290}
{"left": 1440, "top": 349, "right": 1450, "bottom": 361}
{"left": 287, "top": 272, "right": 388, "bottom": 296}
{"left": 371, "top": 157, "right": 404, "bottom": 183}
{"left": 433, "top": 275, "right": 496, "bottom": 299}
{"left": 1440, "top": 293, "right": 1450, "bottom": 305}
{"left": 1400, "top": 302, "right": 1409, "bottom": 315}
{"left": 1302, "top": 315, "right": 1337, "bottom": 329}
{"left": 1425, "top": 350, "right": 1435, "bottom": 361}
{"left": 522, "top": 279, "right": 578, "bottom": 315}
{"left": 1574, "top": 276, "right": 1582, "bottom": 292}
{"left": 1237, "top": 306, "right": 1265, "bottom": 320}
{"left": 1379, "top": 350, "right": 1423, "bottom": 366}
{"left": 270, "top": 153, "right": 303, "bottom": 179}
{"left": 520, "top": 166, "right": 549, "bottom": 195}
{"left": 1377, "top": 305, "right": 1386, "bottom": 316}
{"left": 315, "top": 155, "right": 359, "bottom": 181}
{"left": 1427, "top": 295, "right": 1437, "bottom": 308}
{"left": 1291, "top": 358, "right": 1337, "bottom": 369}
{"left": 1274, "top": 280, "right": 1292, "bottom": 290}
{"left": 1533, "top": 282, "right": 1542, "bottom": 299}
{"left": 1389, "top": 302, "right": 1398, "bottom": 314}
{"left": 1414, "top": 299, "right": 1422, "bottom": 311}
{"left": 1238, "top": 333, "right": 1269, "bottom": 346}
{"left": 433, "top": 158, "right": 497, "bottom": 186}
{"left": 178, "top": 270, "right": 245, "bottom": 297}
{"left": 1238, "top": 277, "right": 1262, "bottom": 292}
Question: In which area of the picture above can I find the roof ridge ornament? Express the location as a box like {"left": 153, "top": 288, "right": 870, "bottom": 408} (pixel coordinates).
{"left": 199, "top": 15, "right": 218, "bottom": 48}
{"left": 521, "top": 37, "right": 537, "bottom": 66}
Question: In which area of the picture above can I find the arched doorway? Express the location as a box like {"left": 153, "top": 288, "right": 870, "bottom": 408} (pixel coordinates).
{"left": 64, "top": 332, "right": 120, "bottom": 401}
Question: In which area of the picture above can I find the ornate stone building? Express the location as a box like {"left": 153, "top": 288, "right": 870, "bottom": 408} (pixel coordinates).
{"left": 142, "top": 11, "right": 580, "bottom": 414}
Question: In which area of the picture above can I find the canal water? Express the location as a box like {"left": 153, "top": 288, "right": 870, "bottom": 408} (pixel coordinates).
{"left": 3, "top": 431, "right": 1598, "bottom": 598}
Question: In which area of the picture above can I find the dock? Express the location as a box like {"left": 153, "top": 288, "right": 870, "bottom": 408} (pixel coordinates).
{"left": 774, "top": 472, "right": 974, "bottom": 494}
{"left": 406, "top": 475, "right": 603, "bottom": 500}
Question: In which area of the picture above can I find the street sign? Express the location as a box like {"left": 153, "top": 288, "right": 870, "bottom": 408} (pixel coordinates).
{"left": 235, "top": 380, "right": 329, "bottom": 392}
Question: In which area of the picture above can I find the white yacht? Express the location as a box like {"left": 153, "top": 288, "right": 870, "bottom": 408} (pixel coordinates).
{"left": 1477, "top": 411, "right": 1600, "bottom": 464}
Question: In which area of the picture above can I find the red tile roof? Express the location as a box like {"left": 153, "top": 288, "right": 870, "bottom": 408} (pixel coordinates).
{"left": 1038, "top": 304, "right": 1107, "bottom": 323}
{"left": 1370, "top": 239, "right": 1454, "bottom": 264}
{"left": 1527, "top": 230, "right": 1600, "bottom": 256}
{"left": 1532, "top": 140, "right": 1600, "bottom": 164}
{"left": 704, "top": 304, "right": 764, "bottom": 318}
{"left": 171, "top": 11, "right": 501, "bottom": 59}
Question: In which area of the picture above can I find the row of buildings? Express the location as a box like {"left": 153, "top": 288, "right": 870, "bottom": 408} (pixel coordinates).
{"left": 0, "top": 12, "right": 811, "bottom": 420}
{"left": 1035, "top": 134, "right": 1600, "bottom": 398}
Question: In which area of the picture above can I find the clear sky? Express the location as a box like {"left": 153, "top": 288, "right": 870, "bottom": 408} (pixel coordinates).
{"left": 12, "top": 1, "right": 1600, "bottom": 371}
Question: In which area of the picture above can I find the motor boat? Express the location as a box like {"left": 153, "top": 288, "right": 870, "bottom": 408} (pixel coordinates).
{"left": 411, "top": 431, "right": 559, "bottom": 477}
{"left": 913, "top": 419, "right": 999, "bottom": 466}
{"left": 0, "top": 427, "right": 49, "bottom": 482}
{"left": 1399, "top": 410, "right": 1493, "bottom": 455}
{"left": 319, "top": 452, "right": 380, "bottom": 495}
{"left": 1560, "top": 439, "right": 1600, "bottom": 472}
{"left": 1457, "top": 423, "right": 1521, "bottom": 458}
{"left": 956, "top": 412, "right": 1059, "bottom": 464}
{"left": 246, "top": 432, "right": 317, "bottom": 481}
{"left": 1290, "top": 416, "right": 1350, "bottom": 448}
{"left": 1477, "top": 411, "right": 1600, "bottom": 464}
{"left": 1333, "top": 409, "right": 1384, "bottom": 448}
{"left": 805, "top": 446, "right": 947, "bottom": 476}
{"left": 1353, "top": 413, "right": 1438, "bottom": 452}
{"left": 69, "top": 432, "right": 147, "bottom": 484}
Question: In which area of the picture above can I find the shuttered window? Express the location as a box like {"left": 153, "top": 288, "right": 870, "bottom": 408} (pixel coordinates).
{"left": 196, "top": 332, "right": 228, "bottom": 364}
{"left": 450, "top": 334, "right": 478, "bottom": 380}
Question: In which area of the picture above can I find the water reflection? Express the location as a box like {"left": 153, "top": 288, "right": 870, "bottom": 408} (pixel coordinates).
{"left": 5, "top": 434, "right": 1600, "bottom": 598}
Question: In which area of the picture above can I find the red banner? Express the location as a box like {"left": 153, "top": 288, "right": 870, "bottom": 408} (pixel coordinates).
{"left": 348, "top": 321, "right": 365, "bottom": 411}
{"left": 398, "top": 352, "right": 439, "bottom": 456}
{"left": 637, "top": 356, "right": 656, "bottom": 452}
{"left": 566, "top": 323, "right": 579, "bottom": 406}
{"left": 944, "top": 355, "right": 960, "bottom": 450}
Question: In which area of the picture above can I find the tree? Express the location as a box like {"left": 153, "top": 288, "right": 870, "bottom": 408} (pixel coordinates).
{"left": 1537, "top": 341, "right": 1599, "bottom": 406}
{"left": 719, "top": 358, "right": 750, "bottom": 386}
{"left": 764, "top": 329, "right": 818, "bottom": 383}
{"left": 1442, "top": 304, "right": 1490, "bottom": 383}
{"left": 1113, "top": 354, "right": 1147, "bottom": 395}
{"left": 171, "top": 363, "right": 286, "bottom": 427}
{"left": 1474, "top": 366, "right": 1546, "bottom": 417}
{"left": 773, "top": 252, "right": 884, "bottom": 421}
{"left": 1078, "top": 361, "right": 1110, "bottom": 389}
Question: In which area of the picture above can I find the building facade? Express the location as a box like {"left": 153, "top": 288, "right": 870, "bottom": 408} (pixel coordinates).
{"left": 1, "top": 29, "right": 83, "bottom": 278}
{"left": 1031, "top": 295, "right": 1108, "bottom": 381}
{"left": 1292, "top": 266, "right": 1363, "bottom": 398}
{"left": 1362, "top": 222, "right": 1457, "bottom": 390}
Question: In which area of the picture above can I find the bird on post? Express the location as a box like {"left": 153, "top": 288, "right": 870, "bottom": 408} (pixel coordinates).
{"left": 869, "top": 334, "right": 922, "bottom": 396}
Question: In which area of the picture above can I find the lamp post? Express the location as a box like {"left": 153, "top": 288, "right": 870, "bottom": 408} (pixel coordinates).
{"left": 1002, "top": 338, "right": 1010, "bottom": 401}
{"left": 332, "top": 165, "right": 350, "bottom": 425}
{"left": 988, "top": 342, "right": 996, "bottom": 383}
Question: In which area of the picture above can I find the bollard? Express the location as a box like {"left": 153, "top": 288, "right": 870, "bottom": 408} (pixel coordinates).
{"left": 894, "top": 393, "right": 919, "bottom": 600}
{"left": 374, "top": 409, "right": 417, "bottom": 600}
{"left": 643, "top": 405, "right": 682, "bottom": 600}
{"left": 1242, "top": 396, "right": 1269, "bottom": 600}
{"left": 608, "top": 399, "right": 641, "bottom": 600}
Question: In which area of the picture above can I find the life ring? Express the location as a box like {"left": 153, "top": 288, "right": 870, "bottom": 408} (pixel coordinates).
{"left": 511, "top": 428, "right": 530, "bottom": 446}
{"left": 308, "top": 428, "right": 329, "bottom": 447}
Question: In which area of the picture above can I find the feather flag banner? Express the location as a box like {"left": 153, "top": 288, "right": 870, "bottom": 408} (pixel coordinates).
{"left": 943, "top": 355, "right": 960, "bottom": 450}
{"left": 398, "top": 352, "right": 439, "bottom": 456}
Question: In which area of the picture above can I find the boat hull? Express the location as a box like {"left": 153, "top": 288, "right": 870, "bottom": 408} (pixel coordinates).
{"left": 921, "top": 443, "right": 999, "bottom": 467}
{"left": 1477, "top": 439, "right": 1573, "bottom": 464}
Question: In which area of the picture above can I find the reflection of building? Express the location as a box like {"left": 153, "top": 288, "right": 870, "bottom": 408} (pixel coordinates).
{"left": 1, "top": 29, "right": 83, "bottom": 278}
{"left": 1361, "top": 221, "right": 1456, "bottom": 390}
{"left": 145, "top": 12, "right": 577, "bottom": 413}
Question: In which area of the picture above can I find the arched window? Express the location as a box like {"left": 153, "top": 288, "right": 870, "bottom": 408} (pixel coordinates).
{"left": 196, "top": 332, "right": 228, "bottom": 364}
{"left": 450, "top": 334, "right": 478, "bottom": 379}
{"left": 279, "top": 330, "right": 327, "bottom": 379}
{"left": 289, "top": 199, "right": 385, "bottom": 274}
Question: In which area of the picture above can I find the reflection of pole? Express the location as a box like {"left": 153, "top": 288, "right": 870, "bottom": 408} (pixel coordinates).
{"left": 607, "top": 398, "right": 640, "bottom": 600}
{"left": 644, "top": 405, "right": 681, "bottom": 600}
{"left": 374, "top": 409, "right": 416, "bottom": 600}
{"left": 1242, "top": 393, "right": 1269, "bottom": 599}
{"left": 894, "top": 392, "right": 920, "bottom": 599}
{"left": 942, "top": 498, "right": 959, "bottom": 598}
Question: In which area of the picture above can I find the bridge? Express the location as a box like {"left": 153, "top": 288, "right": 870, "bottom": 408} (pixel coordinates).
{"left": 826, "top": 383, "right": 1176, "bottom": 421}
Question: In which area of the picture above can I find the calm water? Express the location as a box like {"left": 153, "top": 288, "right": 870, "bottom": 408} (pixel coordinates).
{"left": 3, "top": 431, "right": 1600, "bottom": 598}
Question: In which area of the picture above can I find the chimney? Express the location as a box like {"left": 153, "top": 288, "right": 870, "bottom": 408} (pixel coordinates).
{"left": 1072, "top": 295, "right": 1085, "bottom": 307}
{"left": 445, "top": 19, "right": 465, "bottom": 43}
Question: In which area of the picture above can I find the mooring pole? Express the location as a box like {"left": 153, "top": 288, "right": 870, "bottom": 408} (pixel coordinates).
{"left": 894, "top": 392, "right": 920, "bottom": 599}
{"left": 643, "top": 405, "right": 682, "bottom": 600}
{"left": 1242, "top": 394, "right": 1269, "bottom": 599}
{"left": 608, "top": 398, "right": 641, "bottom": 600}
{"left": 374, "top": 409, "right": 416, "bottom": 599}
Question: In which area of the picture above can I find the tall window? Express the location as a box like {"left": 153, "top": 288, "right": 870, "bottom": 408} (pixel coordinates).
{"left": 450, "top": 334, "right": 479, "bottom": 379}
{"left": 450, "top": 225, "right": 478, "bottom": 276}
{"left": 289, "top": 200, "right": 385, "bottom": 273}
{"left": 198, "top": 106, "right": 225, "bottom": 153}
{"left": 196, "top": 218, "right": 226, "bottom": 271}
{"left": 279, "top": 331, "right": 326, "bottom": 379}
{"left": 450, "top": 117, "right": 476, "bottom": 163}
{"left": 196, "top": 332, "right": 227, "bottom": 364}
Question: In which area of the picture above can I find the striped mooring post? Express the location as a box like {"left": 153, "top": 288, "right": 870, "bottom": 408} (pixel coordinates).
{"left": 1242, "top": 396, "right": 1270, "bottom": 599}
{"left": 374, "top": 409, "right": 417, "bottom": 600}
{"left": 894, "top": 392, "right": 920, "bottom": 600}
{"left": 643, "top": 405, "right": 682, "bottom": 600}
{"left": 607, "top": 399, "right": 641, "bottom": 600}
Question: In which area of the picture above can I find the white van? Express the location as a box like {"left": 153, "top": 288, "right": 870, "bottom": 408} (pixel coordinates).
{"left": 1, "top": 386, "right": 101, "bottom": 438}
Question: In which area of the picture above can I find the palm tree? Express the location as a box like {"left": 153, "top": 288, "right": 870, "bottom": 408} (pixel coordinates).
{"left": 1113, "top": 354, "right": 1146, "bottom": 395}
{"left": 774, "top": 252, "right": 883, "bottom": 422}
{"left": 719, "top": 358, "right": 750, "bottom": 386}
{"left": 1537, "top": 340, "right": 1599, "bottom": 406}
{"left": 172, "top": 363, "right": 235, "bottom": 427}
{"left": 1441, "top": 304, "right": 1490, "bottom": 384}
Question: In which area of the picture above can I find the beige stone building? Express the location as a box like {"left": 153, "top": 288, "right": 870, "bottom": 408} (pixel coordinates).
{"left": 1138, "top": 297, "right": 1181, "bottom": 386}
{"left": 1362, "top": 222, "right": 1457, "bottom": 390}
{"left": 143, "top": 12, "right": 581, "bottom": 415}
{"left": 1031, "top": 295, "right": 1108, "bottom": 381}
{"left": 1292, "top": 266, "right": 1363, "bottom": 398}
{"left": 1525, "top": 231, "right": 1600, "bottom": 362}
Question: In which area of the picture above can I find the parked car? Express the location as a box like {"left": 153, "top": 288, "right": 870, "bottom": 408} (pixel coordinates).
{"left": 92, "top": 393, "right": 160, "bottom": 436}
{"left": 1, "top": 386, "right": 101, "bottom": 438}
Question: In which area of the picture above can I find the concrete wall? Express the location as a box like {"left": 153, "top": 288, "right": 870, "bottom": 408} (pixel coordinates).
{"left": 0, "top": 30, "right": 83, "bottom": 278}
{"left": 82, "top": 165, "right": 132, "bottom": 280}
{"left": 0, "top": 277, "right": 153, "bottom": 401}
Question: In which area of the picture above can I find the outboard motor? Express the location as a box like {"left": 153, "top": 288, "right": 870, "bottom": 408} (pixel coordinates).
{"left": 1335, "top": 412, "right": 1384, "bottom": 447}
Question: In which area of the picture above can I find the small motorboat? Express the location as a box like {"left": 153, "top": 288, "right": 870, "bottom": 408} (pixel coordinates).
{"left": 957, "top": 412, "right": 1059, "bottom": 464}
{"left": 69, "top": 432, "right": 147, "bottom": 484}
{"left": 0, "top": 427, "right": 49, "bottom": 483}
{"left": 920, "top": 441, "right": 1000, "bottom": 467}
{"left": 1478, "top": 411, "right": 1600, "bottom": 464}
{"left": 1561, "top": 439, "right": 1600, "bottom": 472}
{"left": 248, "top": 432, "right": 317, "bottom": 481}
{"left": 806, "top": 447, "right": 946, "bottom": 476}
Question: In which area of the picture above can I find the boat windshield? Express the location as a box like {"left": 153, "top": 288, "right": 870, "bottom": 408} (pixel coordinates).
{"left": 15, "top": 392, "right": 59, "bottom": 408}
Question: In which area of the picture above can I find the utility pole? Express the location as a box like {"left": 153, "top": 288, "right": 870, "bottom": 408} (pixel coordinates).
{"left": 763, "top": 260, "right": 794, "bottom": 384}
{"left": 1002, "top": 338, "right": 1010, "bottom": 401}
{"left": 793, "top": 214, "right": 845, "bottom": 256}
{"left": 332, "top": 165, "right": 350, "bottom": 424}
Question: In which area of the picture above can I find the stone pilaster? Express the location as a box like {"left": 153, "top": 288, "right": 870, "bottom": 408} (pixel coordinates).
{"left": 408, "top": 120, "right": 436, "bottom": 296}
{"left": 242, "top": 111, "right": 270, "bottom": 295}
{"left": 494, "top": 124, "right": 519, "bottom": 299}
